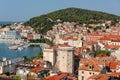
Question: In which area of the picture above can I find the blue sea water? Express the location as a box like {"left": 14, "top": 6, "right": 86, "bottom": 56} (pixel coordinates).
{"left": 0, "top": 21, "right": 15, "bottom": 26}
{"left": 0, "top": 43, "right": 42, "bottom": 60}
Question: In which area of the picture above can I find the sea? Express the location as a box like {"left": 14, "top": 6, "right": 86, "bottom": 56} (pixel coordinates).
{"left": 0, "top": 21, "right": 42, "bottom": 60}
{"left": 0, "top": 43, "right": 42, "bottom": 60}
{"left": 0, "top": 21, "right": 16, "bottom": 26}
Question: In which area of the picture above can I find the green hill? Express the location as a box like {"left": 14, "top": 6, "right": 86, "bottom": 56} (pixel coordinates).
{"left": 24, "top": 8, "right": 120, "bottom": 34}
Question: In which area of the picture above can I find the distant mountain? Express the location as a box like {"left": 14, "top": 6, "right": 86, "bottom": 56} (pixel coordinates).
{"left": 24, "top": 8, "right": 120, "bottom": 34}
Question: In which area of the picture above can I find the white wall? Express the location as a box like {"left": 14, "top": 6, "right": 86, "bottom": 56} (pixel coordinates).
{"left": 43, "top": 49, "right": 55, "bottom": 66}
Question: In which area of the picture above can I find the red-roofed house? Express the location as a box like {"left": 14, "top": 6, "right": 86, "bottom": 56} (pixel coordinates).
{"left": 85, "top": 34, "right": 104, "bottom": 42}
{"left": 59, "top": 37, "right": 82, "bottom": 47}
{"left": 108, "top": 61, "right": 120, "bottom": 72}
{"left": 27, "top": 34, "right": 34, "bottom": 40}
{"left": 87, "top": 72, "right": 120, "bottom": 80}
{"left": 78, "top": 56, "right": 116, "bottom": 80}
{"left": 46, "top": 73, "right": 77, "bottom": 80}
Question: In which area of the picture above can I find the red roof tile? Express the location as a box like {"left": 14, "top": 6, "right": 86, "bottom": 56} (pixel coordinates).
{"left": 46, "top": 73, "right": 77, "bottom": 80}
{"left": 61, "top": 38, "right": 78, "bottom": 41}
{"left": 58, "top": 44, "right": 71, "bottom": 47}
{"left": 104, "top": 45, "right": 120, "bottom": 49}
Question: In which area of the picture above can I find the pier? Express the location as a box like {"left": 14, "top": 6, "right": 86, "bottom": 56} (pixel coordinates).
{"left": 8, "top": 43, "right": 49, "bottom": 50}
{"left": 29, "top": 43, "right": 49, "bottom": 49}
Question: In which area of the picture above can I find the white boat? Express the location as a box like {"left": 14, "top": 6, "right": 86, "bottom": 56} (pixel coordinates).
{"left": 18, "top": 47, "right": 23, "bottom": 51}
{"left": 8, "top": 45, "right": 18, "bottom": 50}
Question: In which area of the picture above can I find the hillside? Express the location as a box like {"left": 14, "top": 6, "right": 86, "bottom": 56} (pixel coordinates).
{"left": 24, "top": 8, "right": 120, "bottom": 34}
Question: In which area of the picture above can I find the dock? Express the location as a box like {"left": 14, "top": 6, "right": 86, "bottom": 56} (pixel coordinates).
{"left": 8, "top": 43, "right": 49, "bottom": 50}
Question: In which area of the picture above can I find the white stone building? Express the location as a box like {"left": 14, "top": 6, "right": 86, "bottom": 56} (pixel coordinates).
{"left": 43, "top": 46, "right": 56, "bottom": 67}
{"left": 43, "top": 44, "right": 74, "bottom": 74}
{"left": 0, "top": 57, "right": 12, "bottom": 74}
{"left": 58, "top": 38, "right": 82, "bottom": 48}
{"left": 111, "top": 48, "right": 120, "bottom": 60}
{"left": 33, "top": 34, "right": 41, "bottom": 39}
{"left": 56, "top": 44, "right": 74, "bottom": 74}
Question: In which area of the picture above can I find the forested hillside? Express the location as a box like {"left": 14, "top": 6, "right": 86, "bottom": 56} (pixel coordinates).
{"left": 24, "top": 8, "right": 120, "bottom": 34}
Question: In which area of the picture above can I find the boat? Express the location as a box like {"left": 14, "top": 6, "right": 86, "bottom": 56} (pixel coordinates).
{"left": 8, "top": 45, "right": 18, "bottom": 50}
{"left": 18, "top": 47, "right": 23, "bottom": 51}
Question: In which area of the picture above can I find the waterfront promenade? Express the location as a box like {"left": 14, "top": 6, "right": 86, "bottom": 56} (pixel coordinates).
{"left": 29, "top": 43, "right": 49, "bottom": 49}
{"left": 0, "top": 39, "right": 23, "bottom": 44}
{"left": 0, "top": 38, "right": 49, "bottom": 49}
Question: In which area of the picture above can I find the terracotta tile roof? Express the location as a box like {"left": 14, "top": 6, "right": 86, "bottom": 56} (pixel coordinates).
{"left": 61, "top": 38, "right": 78, "bottom": 41}
{"left": 64, "top": 30, "right": 68, "bottom": 32}
{"left": 98, "top": 77, "right": 108, "bottom": 80}
{"left": 46, "top": 73, "right": 77, "bottom": 80}
{"left": 109, "top": 61, "right": 120, "bottom": 69}
{"left": 30, "top": 61, "right": 41, "bottom": 66}
{"left": 46, "top": 73, "right": 67, "bottom": 80}
{"left": 99, "top": 35, "right": 120, "bottom": 41}
{"left": 104, "top": 45, "right": 120, "bottom": 49}
{"left": 111, "top": 39, "right": 120, "bottom": 42}
{"left": 16, "top": 28, "right": 22, "bottom": 32}
{"left": 79, "top": 58, "right": 102, "bottom": 72}
{"left": 87, "top": 74, "right": 108, "bottom": 80}
{"left": 30, "top": 67, "right": 47, "bottom": 74}
{"left": 99, "top": 37, "right": 110, "bottom": 41}
{"left": 87, "top": 72, "right": 120, "bottom": 80}
{"left": 106, "top": 72, "right": 120, "bottom": 77}
{"left": 48, "top": 45, "right": 57, "bottom": 50}
{"left": 85, "top": 34, "right": 103, "bottom": 36}
{"left": 58, "top": 44, "right": 71, "bottom": 47}
{"left": 80, "top": 56, "right": 116, "bottom": 72}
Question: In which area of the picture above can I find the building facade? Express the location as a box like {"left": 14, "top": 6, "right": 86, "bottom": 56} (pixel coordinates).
{"left": 56, "top": 44, "right": 74, "bottom": 74}
{"left": 0, "top": 30, "right": 21, "bottom": 39}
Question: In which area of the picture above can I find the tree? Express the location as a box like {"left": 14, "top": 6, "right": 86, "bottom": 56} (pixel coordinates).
{"left": 36, "top": 52, "right": 43, "bottom": 58}
{"left": 24, "top": 8, "right": 120, "bottom": 34}
{"left": 22, "top": 56, "right": 29, "bottom": 62}
{"left": 15, "top": 76, "right": 21, "bottom": 80}
{"left": 96, "top": 50, "right": 110, "bottom": 56}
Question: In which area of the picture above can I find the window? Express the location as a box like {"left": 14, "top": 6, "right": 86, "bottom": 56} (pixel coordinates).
{"left": 82, "top": 71, "right": 84, "bottom": 74}
{"left": 89, "top": 66, "right": 92, "bottom": 69}
{"left": 89, "top": 72, "right": 91, "bottom": 75}
{"left": 82, "top": 76, "right": 84, "bottom": 80}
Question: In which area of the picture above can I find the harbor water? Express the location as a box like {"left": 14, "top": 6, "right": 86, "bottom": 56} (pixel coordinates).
{"left": 0, "top": 43, "right": 42, "bottom": 60}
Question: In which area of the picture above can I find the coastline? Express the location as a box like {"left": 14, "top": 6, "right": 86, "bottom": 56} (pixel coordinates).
{"left": 0, "top": 42, "right": 42, "bottom": 60}
{"left": 0, "top": 39, "right": 23, "bottom": 44}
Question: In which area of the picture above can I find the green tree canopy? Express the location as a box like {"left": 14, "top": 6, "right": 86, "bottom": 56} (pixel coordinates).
{"left": 24, "top": 8, "right": 120, "bottom": 34}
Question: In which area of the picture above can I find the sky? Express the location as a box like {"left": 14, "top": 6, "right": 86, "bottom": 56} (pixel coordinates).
{"left": 0, "top": 0, "right": 120, "bottom": 21}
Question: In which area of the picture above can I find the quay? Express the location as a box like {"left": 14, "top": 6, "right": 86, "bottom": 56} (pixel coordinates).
{"left": 11, "top": 58, "right": 24, "bottom": 64}
{"left": 0, "top": 39, "right": 23, "bottom": 44}
{"left": 29, "top": 43, "right": 49, "bottom": 49}
{"left": 8, "top": 43, "right": 49, "bottom": 50}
